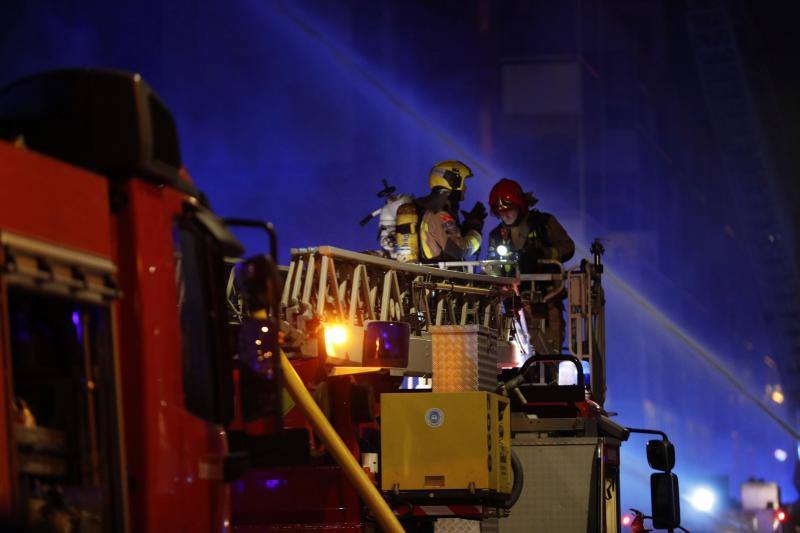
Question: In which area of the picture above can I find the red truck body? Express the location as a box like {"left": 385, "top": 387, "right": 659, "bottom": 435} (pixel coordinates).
{"left": 0, "top": 136, "right": 230, "bottom": 530}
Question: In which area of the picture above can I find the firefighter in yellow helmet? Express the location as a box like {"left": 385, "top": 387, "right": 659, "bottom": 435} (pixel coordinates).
{"left": 418, "top": 160, "right": 486, "bottom": 262}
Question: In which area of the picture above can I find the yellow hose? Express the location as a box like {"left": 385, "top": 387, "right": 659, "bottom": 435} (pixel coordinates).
{"left": 279, "top": 350, "right": 405, "bottom": 533}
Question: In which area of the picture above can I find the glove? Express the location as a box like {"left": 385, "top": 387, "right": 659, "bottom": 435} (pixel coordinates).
{"left": 461, "top": 201, "right": 487, "bottom": 234}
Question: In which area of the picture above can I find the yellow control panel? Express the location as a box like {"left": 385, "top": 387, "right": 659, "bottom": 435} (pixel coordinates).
{"left": 380, "top": 391, "right": 511, "bottom": 495}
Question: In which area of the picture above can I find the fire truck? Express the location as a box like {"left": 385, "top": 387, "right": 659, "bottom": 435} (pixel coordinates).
{"left": 0, "top": 69, "right": 683, "bottom": 532}
{"left": 231, "top": 246, "right": 684, "bottom": 533}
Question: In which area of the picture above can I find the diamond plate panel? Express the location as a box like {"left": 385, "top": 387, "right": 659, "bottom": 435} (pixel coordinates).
{"left": 431, "top": 325, "right": 498, "bottom": 393}
{"left": 436, "top": 518, "right": 481, "bottom": 533}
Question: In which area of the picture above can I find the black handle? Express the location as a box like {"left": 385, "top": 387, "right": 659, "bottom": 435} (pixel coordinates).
{"left": 223, "top": 218, "right": 278, "bottom": 265}
{"left": 501, "top": 353, "right": 586, "bottom": 393}
{"left": 359, "top": 212, "right": 376, "bottom": 226}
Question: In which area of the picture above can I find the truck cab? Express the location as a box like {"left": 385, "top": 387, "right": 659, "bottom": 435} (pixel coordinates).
{"left": 0, "top": 69, "right": 249, "bottom": 532}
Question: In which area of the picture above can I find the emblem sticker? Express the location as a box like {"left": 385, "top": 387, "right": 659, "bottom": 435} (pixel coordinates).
{"left": 425, "top": 407, "right": 444, "bottom": 428}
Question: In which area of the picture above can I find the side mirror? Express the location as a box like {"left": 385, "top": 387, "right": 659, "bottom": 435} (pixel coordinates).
{"left": 235, "top": 255, "right": 280, "bottom": 316}
{"left": 647, "top": 439, "right": 675, "bottom": 471}
{"left": 651, "top": 472, "right": 681, "bottom": 529}
{"left": 362, "top": 321, "right": 410, "bottom": 368}
{"left": 234, "top": 255, "right": 282, "bottom": 422}
{"left": 628, "top": 428, "right": 684, "bottom": 531}
{"left": 237, "top": 318, "right": 280, "bottom": 420}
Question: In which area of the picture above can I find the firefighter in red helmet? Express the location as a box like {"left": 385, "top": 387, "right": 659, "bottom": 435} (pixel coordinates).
{"left": 487, "top": 178, "right": 574, "bottom": 353}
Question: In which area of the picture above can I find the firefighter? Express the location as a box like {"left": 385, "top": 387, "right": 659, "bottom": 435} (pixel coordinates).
{"left": 487, "top": 178, "right": 574, "bottom": 353}
{"left": 417, "top": 160, "right": 486, "bottom": 263}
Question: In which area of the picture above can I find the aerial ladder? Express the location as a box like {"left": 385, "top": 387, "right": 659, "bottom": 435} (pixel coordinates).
{"left": 279, "top": 245, "right": 516, "bottom": 371}
{"left": 277, "top": 244, "right": 606, "bottom": 384}
{"left": 229, "top": 242, "right": 685, "bottom": 533}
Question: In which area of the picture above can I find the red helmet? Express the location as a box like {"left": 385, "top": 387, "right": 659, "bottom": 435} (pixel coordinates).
{"left": 489, "top": 178, "right": 529, "bottom": 215}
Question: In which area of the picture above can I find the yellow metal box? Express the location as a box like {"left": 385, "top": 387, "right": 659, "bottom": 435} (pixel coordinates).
{"left": 380, "top": 391, "right": 511, "bottom": 496}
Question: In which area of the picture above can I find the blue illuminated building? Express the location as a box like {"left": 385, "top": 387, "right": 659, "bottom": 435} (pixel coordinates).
{"left": 2, "top": 0, "right": 798, "bottom": 529}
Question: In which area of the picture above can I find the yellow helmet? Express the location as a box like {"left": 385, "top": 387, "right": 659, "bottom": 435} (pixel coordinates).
{"left": 428, "top": 160, "right": 473, "bottom": 191}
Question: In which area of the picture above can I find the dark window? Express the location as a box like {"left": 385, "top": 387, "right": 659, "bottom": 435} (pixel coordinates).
{"left": 8, "top": 287, "right": 124, "bottom": 531}
{"left": 174, "top": 215, "right": 233, "bottom": 425}
{"left": 148, "top": 93, "right": 181, "bottom": 168}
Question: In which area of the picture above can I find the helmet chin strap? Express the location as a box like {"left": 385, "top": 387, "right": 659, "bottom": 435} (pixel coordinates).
{"left": 448, "top": 189, "right": 463, "bottom": 212}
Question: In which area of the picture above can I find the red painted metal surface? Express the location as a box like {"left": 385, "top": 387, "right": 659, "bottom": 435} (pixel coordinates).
{"left": 231, "top": 466, "right": 362, "bottom": 531}
{"left": 280, "top": 359, "right": 321, "bottom": 447}
{"left": 230, "top": 358, "right": 320, "bottom": 437}
{"left": 234, "top": 525, "right": 362, "bottom": 532}
{"left": 0, "top": 130, "right": 232, "bottom": 531}
{"left": 230, "top": 366, "right": 409, "bottom": 531}
{"left": 0, "top": 139, "right": 403, "bottom": 532}
{"left": 0, "top": 141, "right": 113, "bottom": 521}
{"left": 0, "top": 255, "right": 14, "bottom": 517}
{"left": 230, "top": 361, "right": 366, "bottom": 531}
{"left": 0, "top": 141, "right": 111, "bottom": 258}
{"left": 112, "top": 178, "right": 228, "bottom": 532}
{"left": 328, "top": 377, "right": 363, "bottom": 525}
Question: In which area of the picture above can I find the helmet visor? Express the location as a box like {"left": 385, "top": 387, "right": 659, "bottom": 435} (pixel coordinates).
{"left": 442, "top": 169, "right": 465, "bottom": 190}
{"left": 494, "top": 197, "right": 516, "bottom": 213}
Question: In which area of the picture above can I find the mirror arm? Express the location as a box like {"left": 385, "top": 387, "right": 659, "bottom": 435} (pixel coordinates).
{"left": 626, "top": 426, "right": 670, "bottom": 441}
{"left": 223, "top": 218, "right": 279, "bottom": 265}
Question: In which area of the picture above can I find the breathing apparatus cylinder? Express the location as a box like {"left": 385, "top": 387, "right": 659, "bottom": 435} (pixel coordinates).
{"left": 375, "top": 194, "right": 414, "bottom": 258}
{"left": 395, "top": 202, "right": 419, "bottom": 263}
